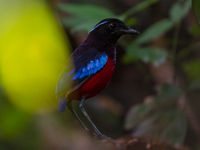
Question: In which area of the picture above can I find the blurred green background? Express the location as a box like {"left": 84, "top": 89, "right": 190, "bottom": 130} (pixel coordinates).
{"left": 0, "top": 0, "right": 200, "bottom": 150}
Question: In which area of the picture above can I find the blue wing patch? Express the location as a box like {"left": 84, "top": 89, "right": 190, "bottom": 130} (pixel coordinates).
{"left": 73, "top": 53, "right": 108, "bottom": 80}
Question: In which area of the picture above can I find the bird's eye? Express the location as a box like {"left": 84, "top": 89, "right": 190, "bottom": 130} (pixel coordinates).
{"left": 108, "top": 23, "right": 115, "bottom": 30}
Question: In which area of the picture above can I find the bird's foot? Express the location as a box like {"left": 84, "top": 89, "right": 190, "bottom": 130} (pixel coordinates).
{"left": 94, "top": 132, "right": 114, "bottom": 142}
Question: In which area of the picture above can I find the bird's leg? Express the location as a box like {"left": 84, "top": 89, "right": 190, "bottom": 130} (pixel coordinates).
{"left": 67, "top": 100, "right": 89, "bottom": 131}
{"left": 79, "top": 97, "right": 111, "bottom": 139}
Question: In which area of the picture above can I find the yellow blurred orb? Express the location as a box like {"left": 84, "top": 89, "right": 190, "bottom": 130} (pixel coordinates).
{"left": 0, "top": 0, "right": 71, "bottom": 113}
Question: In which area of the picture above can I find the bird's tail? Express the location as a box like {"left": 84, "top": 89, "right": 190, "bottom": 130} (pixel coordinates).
{"left": 58, "top": 97, "right": 67, "bottom": 112}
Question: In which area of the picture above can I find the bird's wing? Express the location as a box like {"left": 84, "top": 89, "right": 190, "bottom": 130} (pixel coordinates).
{"left": 56, "top": 47, "right": 108, "bottom": 100}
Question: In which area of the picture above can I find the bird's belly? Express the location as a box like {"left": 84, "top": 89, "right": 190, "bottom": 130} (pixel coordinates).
{"left": 80, "top": 57, "right": 115, "bottom": 99}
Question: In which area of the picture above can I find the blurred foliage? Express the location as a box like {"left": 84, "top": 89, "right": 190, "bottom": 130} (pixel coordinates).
{"left": 125, "top": 84, "right": 186, "bottom": 145}
{"left": 189, "top": 24, "right": 200, "bottom": 36}
{"left": 192, "top": 0, "right": 200, "bottom": 24}
{"left": 170, "top": 0, "right": 191, "bottom": 24}
{"left": 124, "top": 45, "right": 167, "bottom": 66}
{"left": 124, "top": 0, "right": 191, "bottom": 65}
{"left": 188, "top": 80, "right": 200, "bottom": 91}
{"left": 58, "top": 0, "right": 159, "bottom": 32}
{"left": 0, "top": 0, "right": 71, "bottom": 113}
{"left": 59, "top": 0, "right": 191, "bottom": 67}
{"left": 183, "top": 60, "right": 200, "bottom": 81}
{"left": 120, "top": 0, "right": 159, "bottom": 20}
{"left": 0, "top": 105, "right": 30, "bottom": 139}
{"left": 133, "top": 19, "right": 173, "bottom": 44}
{"left": 58, "top": 4, "right": 116, "bottom": 32}
{"left": 0, "top": 86, "right": 30, "bottom": 139}
{"left": 0, "top": 85, "right": 40, "bottom": 150}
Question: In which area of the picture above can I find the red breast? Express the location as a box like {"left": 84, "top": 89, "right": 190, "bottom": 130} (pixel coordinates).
{"left": 79, "top": 57, "right": 115, "bottom": 99}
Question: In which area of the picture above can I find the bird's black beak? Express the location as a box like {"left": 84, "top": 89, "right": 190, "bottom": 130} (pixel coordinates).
{"left": 120, "top": 27, "right": 140, "bottom": 35}
{"left": 124, "top": 27, "right": 140, "bottom": 35}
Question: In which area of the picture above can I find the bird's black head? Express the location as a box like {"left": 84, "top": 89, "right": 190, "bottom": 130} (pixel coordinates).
{"left": 87, "top": 18, "right": 139, "bottom": 46}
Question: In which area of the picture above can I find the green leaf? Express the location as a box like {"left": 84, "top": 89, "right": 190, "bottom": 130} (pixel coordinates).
{"left": 155, "top": 84, "right": 182, "bottom": 102}
{"left": 188, "top": 80, "right": 200, "bottom": 90}
{"left": 134, "top": 19, "right": 173, "bottom": 44}
{"left": 125, "top": 18, "right": 137, "bottom": 27}
{"left": 132, "top": 114, "right": 159, "bottom": 137}
{"left": 161, "top": 110, "right": 187, "bottom": 145}
{"left": 63, "top": 16, "right": 95, "bottom": 32}
{"left": 170, "top": 0, "right": 191, "bottom": 24}
{"left": 189, "top": 24, "right": 200, "bottom": 36}
{"left": 59, "top": 4, "right": 115, "bottom": 18}
{"left": 183, "top": 60, "right": 200, "bottom": 80}
{"left": 58, "top": 4, "right": 116, "bottom": 32}
{"left": 125, "top": 45, "right": 167, "bottom": 66}
{"left": 125, "top": 104, "right": 153, "bottom": 129}
{"left": 192, "top": 0, "right": 200, "bottom": 24}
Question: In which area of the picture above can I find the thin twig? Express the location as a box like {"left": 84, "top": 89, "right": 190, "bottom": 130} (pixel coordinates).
{"left": 172, "top": 23, "right": 181, "bottom": 84}
{"left": 120, "top": 0, "right": 159, "bottom": 20}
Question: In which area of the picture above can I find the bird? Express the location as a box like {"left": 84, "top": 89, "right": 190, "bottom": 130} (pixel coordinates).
{"left": 56, "top": 18, "right": 139, "bottom": 139}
